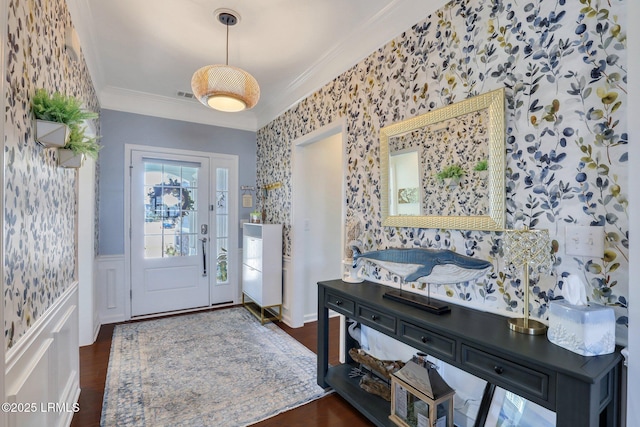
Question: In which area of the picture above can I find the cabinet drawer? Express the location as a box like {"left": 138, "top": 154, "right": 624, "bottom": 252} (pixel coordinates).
{"left": 242, "top": 264, "right": 263, "bottom": 304}
{"left": 357, "top": 304, "right": 396, "bottom": 334}
{"left": 461, "top": 345, "right": 550, "bottom": 401}
{"left": 400, "top": 321, "right": 455, "bottom": 361}
{"left": 325, "top": 293, "right": 355, "bottom": 316}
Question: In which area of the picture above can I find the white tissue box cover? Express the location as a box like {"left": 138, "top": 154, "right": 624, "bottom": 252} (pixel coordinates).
{"left": 547, "top": 300, "right": 615, "bottom": 356}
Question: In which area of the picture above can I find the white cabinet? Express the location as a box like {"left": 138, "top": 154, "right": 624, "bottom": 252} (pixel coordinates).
{"left": 242, "top": 223, "right": 282, "bottom": 323}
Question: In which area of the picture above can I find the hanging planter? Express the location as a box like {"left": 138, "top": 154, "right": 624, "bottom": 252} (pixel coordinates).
{"left": 436, "top": 164, "right": 465, "bottom": 188}
{"left": 58, "top": 148, "right": 84, "bottom": 168}
{"left": 31, "top": 88, "right": 98, "bottom": 149}
{"left": 35, "top": 120, "right": 70, "bottom": 147}
{"left": 442, "top": 177, "right": 462, "bottom": 188}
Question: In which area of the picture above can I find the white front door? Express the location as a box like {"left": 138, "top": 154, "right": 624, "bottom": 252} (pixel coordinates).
{"left": 130, "top": 151, "right": 211, "bottom": 316}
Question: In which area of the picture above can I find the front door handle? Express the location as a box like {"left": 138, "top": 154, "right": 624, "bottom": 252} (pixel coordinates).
{"left": 200, "top": 237, "right": 208, "bottom": 277}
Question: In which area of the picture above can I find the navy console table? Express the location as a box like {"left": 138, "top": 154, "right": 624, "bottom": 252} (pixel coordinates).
{"left": 317, "top": 279, "right": 621, "bottom": 427}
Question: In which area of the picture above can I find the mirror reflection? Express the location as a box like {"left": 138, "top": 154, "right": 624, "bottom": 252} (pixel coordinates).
{"left": 381, "top": 88, "right": 505, "bottom": 230}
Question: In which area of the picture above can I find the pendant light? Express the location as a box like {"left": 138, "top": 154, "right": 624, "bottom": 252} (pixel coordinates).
{"left": 191, "top": 10, "right": 260, "bottom": 112}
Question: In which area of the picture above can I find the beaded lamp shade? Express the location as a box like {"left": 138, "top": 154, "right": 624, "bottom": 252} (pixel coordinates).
{"left": 503, "top": 228, "right": 552, "bottom": 335}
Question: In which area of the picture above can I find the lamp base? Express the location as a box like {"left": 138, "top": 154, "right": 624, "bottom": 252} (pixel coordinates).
{"left": 508, "top": 318, "right": 548, "bottom": 335}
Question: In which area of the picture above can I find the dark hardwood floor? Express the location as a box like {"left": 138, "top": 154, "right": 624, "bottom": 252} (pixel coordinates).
{"left": 71, "top": 309, "right": 373, "bottom": 427}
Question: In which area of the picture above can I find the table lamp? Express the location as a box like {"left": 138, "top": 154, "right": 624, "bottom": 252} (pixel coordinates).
{"left": 503, "top": 227, "right": 552, "bottom": 335}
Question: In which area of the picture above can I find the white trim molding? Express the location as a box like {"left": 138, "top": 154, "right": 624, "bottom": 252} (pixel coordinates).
{"left": 5, "top": 283, "right": 80, "bottom": 427}
{"left": 281, "top": 255, "right": 293, "bottom": 326}
{"left": 96, "top": 254, "right": 127, "bottom": 324}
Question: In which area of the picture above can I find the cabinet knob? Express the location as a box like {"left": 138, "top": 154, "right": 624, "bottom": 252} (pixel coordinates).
{"left": 335, "top": 300, "right": 343, "bottom": 306}
{"left": 494, "top": 366, "right": 504, "bottom": 375}
{"left": 371, "top": 315, "right": 379, "bottom": 321}
{"left": 421, "top": 336, "right": 429, "bottom": 343}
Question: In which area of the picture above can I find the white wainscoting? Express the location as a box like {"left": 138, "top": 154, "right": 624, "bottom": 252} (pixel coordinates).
{"left": 282, "top": 255, "right": 293, "bottom": 326}
{"left": 5, "top": 283, "right": 79, "bottom": 427}
{"left": 96, "top": 255, "right": 127, "bottom": 324}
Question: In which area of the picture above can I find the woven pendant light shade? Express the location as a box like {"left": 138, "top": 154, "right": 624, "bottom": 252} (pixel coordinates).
{"left": 191, "top": 10, "right": 260, "bottom": 113}
{"left": 191, "top": 64, "right": 260, "bottom": 112}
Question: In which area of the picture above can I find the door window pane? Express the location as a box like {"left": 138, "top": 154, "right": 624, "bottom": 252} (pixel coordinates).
{"left": 142, "top": 160, "right": 200, "bottom": 258}
{"left": 216, "top": 168, "right": 229, "bottom": 283}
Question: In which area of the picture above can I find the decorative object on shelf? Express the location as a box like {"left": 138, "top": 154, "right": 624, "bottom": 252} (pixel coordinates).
{"left": 547, "top": 275, "right": 615, "bottom": 356}
{"left": 191, "top": 9, "right": 260, "bottom": 112}
{"left": 503, "top": 227, "right": 552, "bottom": 335}
{"left": 352, "top": 246, "right": 493, "bottom": 284}
{"left": 249, "top": 211, "right": 261, "bottom": 224}
{"left": 350, "top": 244, "right": 492, "bottom": 313}
{"left": 343, "top": 216, "right": 364, "bottom": 283}
{"left": 483, "top": 386, "right": 555, "bottom": 427}
{"left": 349, "top": 348, "right": 405, "bottom": 402}
{"left": 390, "top": 360, "right": 455, "bottom": 427}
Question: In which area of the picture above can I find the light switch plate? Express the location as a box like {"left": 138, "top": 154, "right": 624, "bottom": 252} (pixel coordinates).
{"left": 565, "top": 225, "right": 604, "bottom": 257}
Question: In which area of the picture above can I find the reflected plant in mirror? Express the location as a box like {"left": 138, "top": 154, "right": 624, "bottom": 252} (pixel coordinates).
{"left": 381, "top": 88, "right": 505, "bottom": 230}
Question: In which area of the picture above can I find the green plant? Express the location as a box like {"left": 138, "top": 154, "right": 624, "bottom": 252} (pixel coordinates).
{"left": 474, "top": 159, "right": 488, "bottom": 171}
{"left": 435, "top": 164, "right": 465, "bottom": 181}
{"left": 65, "top": 124, "right": 101, "bottom": 159}
{"left": 32, "top": 88, "right": 97, "bottom": 125}
{"left": 217, "top": 248, "right": 228, "bottom": 282}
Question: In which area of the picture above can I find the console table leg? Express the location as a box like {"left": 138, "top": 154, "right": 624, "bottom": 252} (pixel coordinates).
{"left": 317, "top": 286, "right": 329, "bottom": 388}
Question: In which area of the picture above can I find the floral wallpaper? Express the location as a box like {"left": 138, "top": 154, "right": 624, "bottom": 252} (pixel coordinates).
{"left": 257, "top": 0, "right": 629, "bottom": 343}
{"left": 4, "top": 0, "right": 99, "bottom": 349}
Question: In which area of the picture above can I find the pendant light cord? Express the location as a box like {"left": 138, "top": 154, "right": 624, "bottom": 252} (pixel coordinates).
{"left": 225, "top": 22, "right": 229, "bottom": 66}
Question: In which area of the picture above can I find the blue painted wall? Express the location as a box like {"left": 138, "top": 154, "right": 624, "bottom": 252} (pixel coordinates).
{"left": 98, "top": 109, "right": 257, "bottom": 255}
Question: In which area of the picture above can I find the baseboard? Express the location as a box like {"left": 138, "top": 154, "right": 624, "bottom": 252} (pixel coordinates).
{"left": 5, "top": 283, "right": 79, "bottom": 427}
{"left": 304, "top": 313, "right": 318, "bottom": 324}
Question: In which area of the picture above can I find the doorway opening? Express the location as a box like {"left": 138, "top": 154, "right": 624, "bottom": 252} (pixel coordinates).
{"left": 291, "top": 121, "right": 346, "bottom": 326}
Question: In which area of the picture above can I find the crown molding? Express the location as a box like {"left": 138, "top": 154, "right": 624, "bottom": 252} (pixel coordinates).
{"left": 99, "top": 86, "right": 258, "bottom": 131}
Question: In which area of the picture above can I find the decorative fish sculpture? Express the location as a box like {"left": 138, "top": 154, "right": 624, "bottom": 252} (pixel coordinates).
{"left": 351, "top": 243, "right": 492, "bottom": 284}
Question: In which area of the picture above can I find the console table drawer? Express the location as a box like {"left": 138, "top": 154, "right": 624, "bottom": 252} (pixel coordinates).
{"left": 357, "top": 304, "right": 396, "bottom": 333}
{"left": 325, "top": 292, "right": 355, "bottom": 316}
{"left": 400, "top": 321, "right": 455, "bottom": 361}
{"left": 461, "top": 345, "right": 549, "bottom": 401}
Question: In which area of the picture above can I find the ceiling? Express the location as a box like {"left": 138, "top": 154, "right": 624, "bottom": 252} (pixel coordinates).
{"left": 66, "top": 0, "right": 446, "bottom": 132}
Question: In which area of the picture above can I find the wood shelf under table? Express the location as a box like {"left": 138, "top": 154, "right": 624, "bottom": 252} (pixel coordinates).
{"left": 325, "top": 364, "right": 395, "bottom": 427}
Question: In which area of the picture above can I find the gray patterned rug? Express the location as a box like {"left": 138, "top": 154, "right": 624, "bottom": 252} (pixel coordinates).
{"left": 100, "top": 307, "right": 328, "bottom": 426}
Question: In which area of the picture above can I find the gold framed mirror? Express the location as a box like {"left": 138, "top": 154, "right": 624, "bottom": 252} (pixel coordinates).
{"left": 381, "top": 88, "right": 505, "bottom": 230}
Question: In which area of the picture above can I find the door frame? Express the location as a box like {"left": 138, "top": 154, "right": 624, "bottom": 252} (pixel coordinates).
{"left": 290, "top": 120, "right": 347, "bottom": 327}
{"left": 124, "top": 144, "right": 239, "bottom": 320}
{"left": 0, "top": 0, "right": 7, "bottom": 417}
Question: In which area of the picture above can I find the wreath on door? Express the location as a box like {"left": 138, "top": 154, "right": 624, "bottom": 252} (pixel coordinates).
{"left": 147, "top": 178, "right": 195, "bottom": 218}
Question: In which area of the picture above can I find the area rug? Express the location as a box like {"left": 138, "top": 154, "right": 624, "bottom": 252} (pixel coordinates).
{"left": 100, "top": 307, "right": 328, "bottom": 426}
